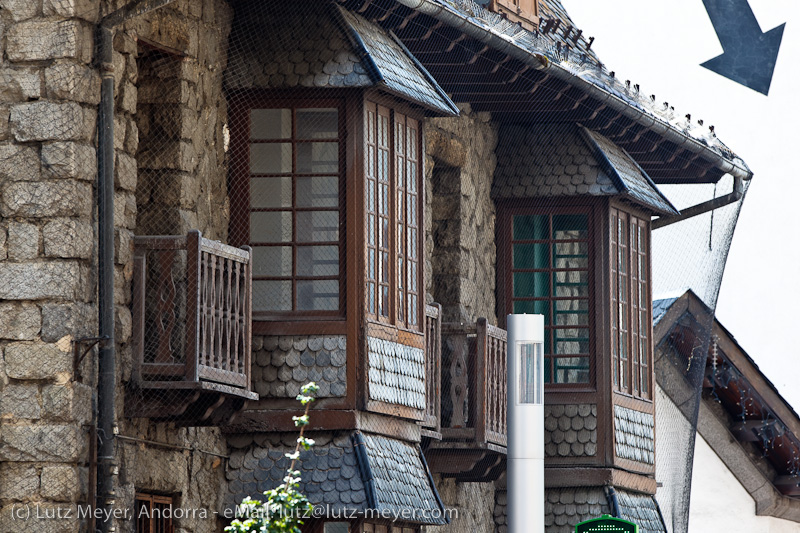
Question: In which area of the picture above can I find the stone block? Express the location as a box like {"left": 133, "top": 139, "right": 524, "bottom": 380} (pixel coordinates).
{"left": 43, "top": 0, "right": 99, "bottom": 22}
{"left": 40, "top": 465, "right": 82, "bottom": 502}
{"left": 0, "top": 464, "right": 39, "bottom": 500}
{"left": 0, "top": 0, "right": 40, "bottom": 21}
{"left": 115, "top": 228, "right": 132, "bottom": 265}
{"left": 115, "top": 151, "right": 137, "bottom": 191}
{"left": 41, "top": 142, "right": 96, "bottom": 181}
{"left": 11, "top": 101, "right": 87, "bottom": 142}
{"left": 42, "top": 383, "right": 91, "bottom": 424}
{"left": 45, "top": 61, "right": 100, "bottom": 105}
{"left": 113, "top": 30, "right": 137, "bottom": 55}
{"left": 8, "top": 222, "right": 39, "bottom": 260}
{"left": 0, "top": 302, "right": 41, "bottom": 340}
{"left": 1, "top": 180, "right": 92, "bottom": 217}
{"left": 0, "top": 383, "right": 41, "bottom": 419}
{"left": 0, "top": 67, "right": 41, "bottom": 101}
{"left": 42, "top": 218, "right": 93, "bottom": 259}
{"left": 5, "top": 341, "right": 71, "bottom": 380}
{"left": 7, "top": 19, "right": 91, "bottom": 63}
{"left": 0, "top": 227, "right": 5, "bottom": 260}
{"left": 0, "top": 144, "right": 41, "bottom": 182}
{"left": 115, "top": 304, "right": 132, "bottom": 343}
{"left": 0, "top": 261, "right": 84, "bottom": 300}
{"left": 0, "top": 107, "right": 9, "bottom": 141}
{"left": 0, "top": 425, "right": 83, "bottom": 462}
{"left": 41, "top": 302, "right": 95, "bottom": 342}
{"left": 119, "top": 80, "right": 137, "bottom": 114}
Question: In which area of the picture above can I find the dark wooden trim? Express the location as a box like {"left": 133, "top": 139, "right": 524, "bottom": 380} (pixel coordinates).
{"left": 613, "top": 393, "right": 654, "bottom": 411}
{"left": 366, "top": 399, "right": 425, "bottom": 422}
{"left": 545, "top": 467, "right": 657, "bottom": 494}
{"left": 346, "top": 90, "right": 363, "bottom": 413}
{"left": 251, "top": 320, "right": 347, "bottom": 336}
{"left": 614, "top": 456, "right": 656, "bottom": 476}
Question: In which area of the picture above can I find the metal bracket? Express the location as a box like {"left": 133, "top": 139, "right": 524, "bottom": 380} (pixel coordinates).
{"left": 73, "top": 336, "right": 109, "bottom": 382}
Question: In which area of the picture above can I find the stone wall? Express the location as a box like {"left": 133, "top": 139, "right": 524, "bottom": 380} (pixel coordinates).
{"left": 425, "top": 104, "right": 498, "bottom": 325}
{"left": 434, "top": 476, "right": 498, "bottom": 533}
{"left": 0, "top": 1, "right": 100, "bottom": 530}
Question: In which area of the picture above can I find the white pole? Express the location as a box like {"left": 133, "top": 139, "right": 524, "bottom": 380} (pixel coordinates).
{"left": 507, "top": 314, "right": 545, "bottom": 533}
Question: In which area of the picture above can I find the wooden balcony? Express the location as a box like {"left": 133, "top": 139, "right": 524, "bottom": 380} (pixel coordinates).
{"left": 421, "top": 303, "right": 443, "bottom": 438}
{"left": 424, "top": 318, "right": 508, "bottom": 482}
{"left": 128, "top": 230, "right": 258, "bottom": 425}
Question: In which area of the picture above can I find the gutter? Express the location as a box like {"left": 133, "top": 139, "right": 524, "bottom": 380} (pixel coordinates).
{"left": 652, "top": 175, "right": 745, "bottom": 229}
{"left": 94, "top": 2, "right": 178, "bottom": 532}
{"left": 390, "top": 0, "right": 753, "bottom": 181}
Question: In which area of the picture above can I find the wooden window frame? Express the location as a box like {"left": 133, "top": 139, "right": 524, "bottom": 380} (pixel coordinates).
{"left": 135, "top": 493, "right": 174, "bottom": 533}
{"left": 229, "top": 94, "right": 347, "bottom": 322}
{"left": 498, "top": 201, "right": 597, "bottom": 391}
{"left": 363, "top": 99, "right": 424, "bottom": 333}
{"left": 610, "top": 205, "right": 652, "bottom": 400}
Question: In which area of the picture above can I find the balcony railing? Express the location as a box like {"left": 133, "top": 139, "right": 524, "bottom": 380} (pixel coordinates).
{"left": 422, "top": 303, "right": 443, "bottom": 435}
{"left": 440, "top": 318, "right": 508, "bottom": 447}
{"left": 130, "top": 230, "right": 257, "bottom": 423}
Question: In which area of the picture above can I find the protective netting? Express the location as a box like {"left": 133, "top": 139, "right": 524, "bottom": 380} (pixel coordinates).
{"left": 0, "top": 1, "right": 749, "bottom": 533}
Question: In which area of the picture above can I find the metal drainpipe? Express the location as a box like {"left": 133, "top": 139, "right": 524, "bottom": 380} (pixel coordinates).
{"left": 389, "top": 0, "right": 753, "bottom": 182}
{"left": 95, "top": 1, "right": 178, "bottom": 531}
{"left": 652, "top": 175, "right": 745, "bottom": 229}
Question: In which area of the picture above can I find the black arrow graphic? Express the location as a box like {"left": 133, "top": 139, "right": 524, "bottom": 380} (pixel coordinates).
{"left": 701, "top": 0, "right": 785, "bottom": 95}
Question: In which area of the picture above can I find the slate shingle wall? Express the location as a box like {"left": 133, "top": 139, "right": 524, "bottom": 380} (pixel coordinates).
{"left": 545, "top": 488, "right": 611, "bottom": 533}
{"left": 367, "top": 337, "right": 426, "bottom": 410}
{"left": 225, "top": 2, "right": 371, "bottom": 91}
{"left": 616, "top": 490, "right": 667, "bottom": 533}
{"left": 251, "top": 335, "right": 346, "bottom": 399}
{"left": 493, "top": 123, "right": 616, "bottom": 199}
{"left": 544, "top": 404, "right": 598, "bottom": 457}
{"left": 614, "top": 405, "right": 655, "bottom": 465}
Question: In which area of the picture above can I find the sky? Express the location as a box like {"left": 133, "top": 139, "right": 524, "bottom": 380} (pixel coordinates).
{"left": 561, "top": 0, "right": 800, "bottom": 407}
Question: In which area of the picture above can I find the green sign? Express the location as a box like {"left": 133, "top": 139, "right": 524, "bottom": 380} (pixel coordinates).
{"left": 575, "top": 515, "right": 639, "bottom": 533}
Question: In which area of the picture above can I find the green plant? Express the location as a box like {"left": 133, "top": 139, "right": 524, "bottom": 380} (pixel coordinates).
{"left": 225, "top": 382, "right": 320, "bottom": 533}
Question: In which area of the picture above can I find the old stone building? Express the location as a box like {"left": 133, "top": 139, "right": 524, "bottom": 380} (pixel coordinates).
{"left": 0, "top": 1, "right": 752, "bottom": 533}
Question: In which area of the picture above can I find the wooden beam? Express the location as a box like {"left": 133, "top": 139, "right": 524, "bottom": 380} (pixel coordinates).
{"left": 774, "top": 476, "right": 800, "bottom": 496}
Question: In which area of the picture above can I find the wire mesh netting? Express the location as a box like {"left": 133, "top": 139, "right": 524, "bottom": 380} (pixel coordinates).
{"left": 0, "top": 1, "right": 751, "bottom": 533}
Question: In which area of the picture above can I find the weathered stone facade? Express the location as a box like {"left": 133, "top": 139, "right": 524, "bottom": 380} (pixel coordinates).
{"left": 426, "top": 105, "right": 498, "bottom": 325}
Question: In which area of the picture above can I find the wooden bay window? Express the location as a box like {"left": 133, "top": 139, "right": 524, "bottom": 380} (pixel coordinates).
{"left": 611, "top": 206, "right": 651, "bottom": 399}
{"left": 364, "top": 100, "right": 423, "bottom": 331}
{"left": 229, "top": 97, "right": 346, "bottom": 319}
{"left": 501, "top": 204, "right": 594, "bottom": 387}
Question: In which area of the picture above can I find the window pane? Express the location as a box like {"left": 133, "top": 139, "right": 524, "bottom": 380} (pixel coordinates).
{"left": 555, "top": 310, "right": 589, "bottom": 326}
{"left": 553, "top": 214, "right": 588, "bottom": 239}
{"left": 297, "top": 246, "right": 339, "bottom": 277}
{"left": 553, "top": 357, "right": 590, "bottom": 383}
{"left": 513, "top": 243, "right": 549, "bottom": 269}
{"left": 253, "top": 280, "right": 291, "bottom": 312}
{"left": 553, "top": 241, "right": 588, "bottom": 269}
{"left": 513, "top": 215, "right": 548, "bottom": 240}
{"left": 554, "top": 271, "right": 589, "bottom": 296}
{"left": 297, "top": 108, "right": 338, "bottom": 139}
{"left": 298, "top": 280, "right": 338, "bottom": 311}
{"left": 252, "top": 246, "right": 292, "bottom": 277}
{"left": 513, "top": 272, "right": 550, "bottom": 298}
{"left": 297, "top": 211, "right": 339, "bottom": 242}
{"left": 555, "top": 327, "right": 589, "bottom": 354}
{"left": 250, "top": 211, "right": 291, "bottom": 242}
{"left": 250, "top": 109, "right": 290, "bottom": 140}
{"left": 251, "top": 177, "right": 291, "bottom": 208}
{"left": 250, "top": 143, "right": 292, "bottom": 174}
{"left": 324, "top": 523, "right": 349, "bottom": 533}
{"left": 297, "top": 176, "right": 338, "bottom": 208}
{"left": 297, "top": 142, "right": 338, "bottom": 174}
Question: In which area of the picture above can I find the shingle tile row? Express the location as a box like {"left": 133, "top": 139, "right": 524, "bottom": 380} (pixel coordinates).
{"left": 544, "top": 404, "right": 598, "bottom": 457}
{"left": 614, "top": 405, "right": 655, "bottom": 464}
{"left": 367, "top": 337, "right": 426, "bottom": 409}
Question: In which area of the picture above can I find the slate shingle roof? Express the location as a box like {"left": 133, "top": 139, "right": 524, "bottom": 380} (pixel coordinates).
{"left": 493, "top": 123, "right": 676, "bottom": 215}
{"left": 367, "top": 336, "right": 426, "bottom": 409}
{"left": 580, "top": 127, "right": 678, "bottom": 216}
{"left": 225, "top": 2, "right": 456, "bottom": 115}
{"left": 614, "top": 405, "right": 655, "bottom": 465}
{"left": 337, "top": 7, "right": 458, "bottom": 116}
{"left": 227, "top": 431, "right": 446, "bottom": 525}
{"left": 545, "top": 488, "right": 611, "bottom": 532}
{"left": 616, "top": 490, "right": 667, "bottom": 533}
{"left": 652, "top": 297, "right": 679, "bottom": 325}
